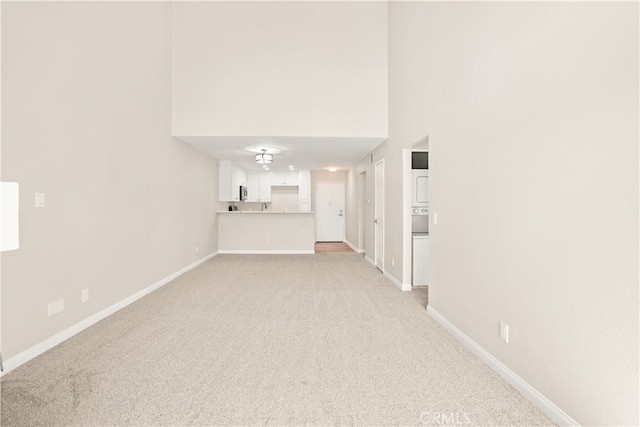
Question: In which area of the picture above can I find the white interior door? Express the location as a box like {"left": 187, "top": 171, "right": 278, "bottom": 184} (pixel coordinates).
{"left": 375, "top": 160, "right": 384, "bottom": 270}
{"left": 315, "top": 182, "right": 345, "bottom": 242}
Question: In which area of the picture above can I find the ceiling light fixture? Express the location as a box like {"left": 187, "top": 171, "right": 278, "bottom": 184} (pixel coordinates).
{"left": 255, "top": 149, "right": 273, "bottom": 164}
{"left": 328, "top": 167, "right": 338, "bottom": 172}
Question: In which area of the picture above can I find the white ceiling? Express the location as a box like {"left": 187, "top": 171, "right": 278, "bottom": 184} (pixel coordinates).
{"left": 175, "top": 136, "right": 386, "bottom": 172}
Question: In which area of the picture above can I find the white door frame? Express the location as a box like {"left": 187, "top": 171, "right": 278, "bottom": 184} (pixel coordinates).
{"left": 405, "top": 138, "right": 429, "bottom": 289}
{"left": 374, "top": 159, "right": 385, "bottom": 271}
{"left": 358, "top": 171, "right": 366, "bottom": 251}
{"left": 315, "top": 181, "right": 345, "bottom": 242}
{"left": 402, "top": 149, "right": 412, "bottom": 286}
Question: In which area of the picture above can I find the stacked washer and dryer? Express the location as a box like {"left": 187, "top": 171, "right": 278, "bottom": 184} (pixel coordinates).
{"left": 411, "top": 152, "right": 429, "bottom": 287}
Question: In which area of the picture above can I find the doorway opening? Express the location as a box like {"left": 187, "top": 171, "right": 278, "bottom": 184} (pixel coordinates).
{"left": 403, "top": 137, "right": 430, "bottom": 303}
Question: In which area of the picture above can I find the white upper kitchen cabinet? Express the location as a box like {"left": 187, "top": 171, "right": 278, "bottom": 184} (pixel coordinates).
{"left": 219, "top": 160, "right": 246, "bottom": 202}
{"left": 247, "top": 172, "right": 272, "bottom": 202}
{"left": 247, "top": 173, "right": 261, "bottom": 202}
{"left": 298, "top": 170, "right": 310, "bottom": 201}
{"left": 259, "top": 173, "right": 272, "bottom": 202}
{"left": 270, "top": 171, "right": 299, "bottom": 186}
{"left": 235, "top": 167, "right": 247, "bottom": 189}
{"left": 298, "top": 170, "right": 311, "bottom": 212}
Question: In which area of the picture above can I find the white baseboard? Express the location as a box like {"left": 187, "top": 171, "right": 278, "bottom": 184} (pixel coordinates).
{"left": 218, "top": 249, "right": 314, "bottom": 254}
{"left": 344, "top": 240, "right": 365, "bottom": 254}
{"left": 2, "top": 251, "right": 218, "bottom": 376}
{"left": 383, "top": 270, "right": 411, "bottom": 291}
{"left": 426, "top": 306, "right": 579, "bottom": 426}
{"left": 363, "top": 257, "right": 411, "bottom": 292}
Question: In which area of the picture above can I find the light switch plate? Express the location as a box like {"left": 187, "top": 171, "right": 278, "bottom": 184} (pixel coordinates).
{"left": 35, "top": 192, "right": 45, "bottom": 208}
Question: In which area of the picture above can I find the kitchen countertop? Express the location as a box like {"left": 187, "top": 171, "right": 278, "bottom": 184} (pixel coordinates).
{"left": 218, "top": 211, "right": 315, "bottom": 214}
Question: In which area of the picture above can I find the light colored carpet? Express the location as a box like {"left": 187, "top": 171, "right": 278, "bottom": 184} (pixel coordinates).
{"left": 410, "top": 287, "right": 429, "bottom": 309}
{"left": 1, "top": 253, "right": 554, "bottom": 426}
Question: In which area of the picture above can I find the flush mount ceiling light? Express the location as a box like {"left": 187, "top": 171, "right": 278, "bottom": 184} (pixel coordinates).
{"left": 328, "top": 167, "right": 338, "bottom": 172}
{"left": 255, "top": 149, "right": 273, "bottom": 164}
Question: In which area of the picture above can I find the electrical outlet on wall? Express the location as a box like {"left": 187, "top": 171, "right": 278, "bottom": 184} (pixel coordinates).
{"left": 48, "top": 299, "right": 64, "bottom": 317}
{"left": 195, "top": 246, "right": 199, "bottom": 254}
{"left": 82, "top": 289, "right": 89, "bottom": 303}
{"left": 392, "top": 258, "right": 395, "bottom": 267}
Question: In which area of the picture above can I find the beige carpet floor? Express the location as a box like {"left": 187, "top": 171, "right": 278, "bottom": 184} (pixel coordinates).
{"left": 1, "top": 253, "right": 554, "bottom": 426}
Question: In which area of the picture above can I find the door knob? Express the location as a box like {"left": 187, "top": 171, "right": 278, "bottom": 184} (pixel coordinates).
{"left": 373, "top": 218, "right": 378, "bottom": 224}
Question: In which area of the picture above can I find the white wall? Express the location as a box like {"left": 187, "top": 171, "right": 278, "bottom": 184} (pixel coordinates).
{"left": 1, "top": 2, "right": 219, "bottom": 360}
{"left": 386, "top": 2, "right": 638, "bottom": 425}
{"left": 171, "top": 1, "right": 388, "bottom": 138}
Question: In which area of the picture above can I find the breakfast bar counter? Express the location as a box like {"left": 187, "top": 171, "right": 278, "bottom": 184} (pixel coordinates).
{"left": 217, "top": 211, "right": 315, "bottom": 254}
